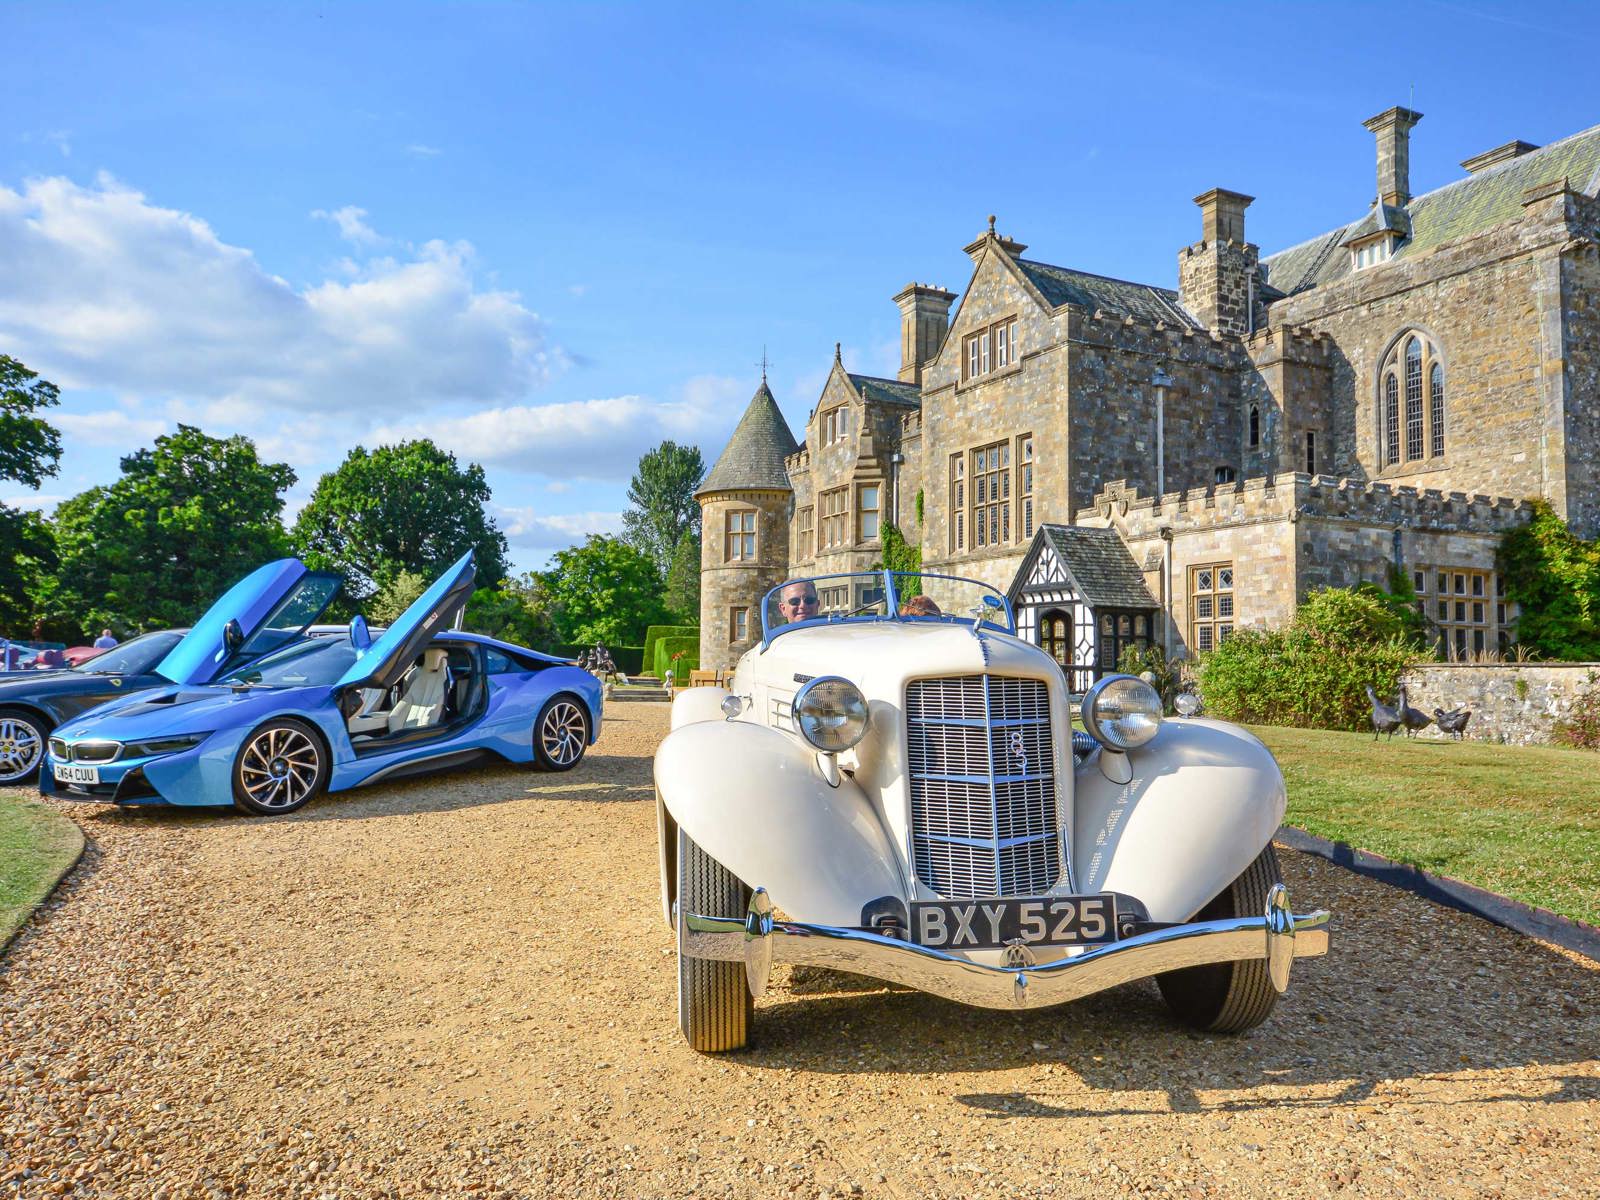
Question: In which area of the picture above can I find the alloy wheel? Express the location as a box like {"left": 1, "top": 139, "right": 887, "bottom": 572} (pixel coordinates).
{"left": 238, "top": 726, "right": 321, "bottom": 811}
{"left": 0, "top": 715, "right": 45, "bottom": 783}
{"left": 538, "top": 700, "right": 587, "bottom": 767}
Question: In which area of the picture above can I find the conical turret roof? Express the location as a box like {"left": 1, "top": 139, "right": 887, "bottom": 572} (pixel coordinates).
{"left": 695, "top": 380, "right": 799, "bottom": 497}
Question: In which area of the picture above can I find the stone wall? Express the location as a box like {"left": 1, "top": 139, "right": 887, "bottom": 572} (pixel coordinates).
{"left": 698, "top": 488, "right": 791, "bottom": 672}
{"left": 1264, "top": 188, "right": 1582, "bottom": 525}
{"left": 1560, "top": 191, "right": 1600, "bottom": 535}
{"left": 1079, "top": 474, "right": 1530, "bottom": 657}
{"left": 1399, "top": 662, "right": 1600, "bottom": 745}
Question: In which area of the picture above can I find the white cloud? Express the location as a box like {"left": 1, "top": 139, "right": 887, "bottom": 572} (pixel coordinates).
{"left": 0, "top": 173, "right": 554, "bottom": 419}
{"left": 405, "top": 144, "right": 442, "bottom": 158}
{"left": 311, "top": 204, "right": 383, "bottom": 246}
{"left": 53, "top": 408, "right": 170, "bottom": 447}
{"left": 372, "top": 374, "right": 743, "bottom": 480}
{"left": 2, "top": 492, "right": 67, "bottom": 512}
{"left": 495, "top": 505, "right": 623, "bottom": 551}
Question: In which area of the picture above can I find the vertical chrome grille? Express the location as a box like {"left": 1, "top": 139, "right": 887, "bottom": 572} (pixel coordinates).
{"left": 905, "top": 675, "right": 1058, "bottom": 899}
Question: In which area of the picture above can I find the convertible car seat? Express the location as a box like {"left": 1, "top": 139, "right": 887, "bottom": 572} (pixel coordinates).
{"left": 387, "top": 648, "right": 450, "bottom": 732}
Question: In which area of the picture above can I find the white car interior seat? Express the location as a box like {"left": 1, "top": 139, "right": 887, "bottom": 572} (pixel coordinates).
{"left": 346, "top": 687, "right": 392, "bottom": 736}
{"left": 387, "top": 648, "right": 450, "bottom": 732}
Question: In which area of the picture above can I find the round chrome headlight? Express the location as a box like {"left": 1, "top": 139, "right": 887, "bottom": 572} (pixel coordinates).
{"left": 1081, "top": 674, "right": 1163, "bottom": 751}
{"left": 793, "top": 676, "right": 869, "bottom": 753}
{"left": 1174, "top": 691, "right": 1202, "bottom": 718}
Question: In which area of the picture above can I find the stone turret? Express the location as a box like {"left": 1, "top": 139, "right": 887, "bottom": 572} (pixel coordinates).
{"left": 696, "top": 378, "right": 800, "bottom": 670}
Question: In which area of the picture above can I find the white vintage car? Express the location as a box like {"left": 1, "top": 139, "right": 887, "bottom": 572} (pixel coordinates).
{"left": 654, "top": 571, "right": 1330, "bottom": 1052}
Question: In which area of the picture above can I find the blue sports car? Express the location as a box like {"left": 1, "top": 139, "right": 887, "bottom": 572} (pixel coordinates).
{"left": 41, "top": 551, "right": 602, "bottom": 815}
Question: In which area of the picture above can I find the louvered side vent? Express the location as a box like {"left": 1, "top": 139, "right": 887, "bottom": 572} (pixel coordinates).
{"left": 905, "top": 675, "right": 1059, "bottom": 899}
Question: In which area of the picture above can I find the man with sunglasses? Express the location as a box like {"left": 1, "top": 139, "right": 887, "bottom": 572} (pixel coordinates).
{"left": 776, "top": 580, "right": 820, "bottom": 624}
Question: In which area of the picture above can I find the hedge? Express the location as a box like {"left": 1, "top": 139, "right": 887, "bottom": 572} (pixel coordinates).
{"left": 643, "top": 625, "right": 698, "bottom": 675}
{"left": 654, "top": 635, "right": 700, "bottom": 682}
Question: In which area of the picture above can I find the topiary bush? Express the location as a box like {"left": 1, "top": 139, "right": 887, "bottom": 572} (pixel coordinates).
{"left": 1197, "top": 586, "right": 1422, "bottom": 731}
{"left": 654, "top": 635, "right": 699, "bottom": 682}
{"left": 643, "top": 624, "right": 698, "bottom": 675}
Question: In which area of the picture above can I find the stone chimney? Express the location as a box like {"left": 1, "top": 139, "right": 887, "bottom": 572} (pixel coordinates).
{"left": 1363, "top": 106, "right": 1423, "bottom": 207}
{"left": 893, "top": 282, "right": 956, "bottom": 385}
{"left": 1461, "top": 139, "right": 1539, "bottom": 174}
{"left": 1178, "top": 188, "right": 1257, "bottom": 338}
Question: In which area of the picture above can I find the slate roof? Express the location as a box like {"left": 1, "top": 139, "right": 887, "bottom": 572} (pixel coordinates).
{"left": 1010, "top": 524, "right": 1158, "bottom": 610}
{"left": 1262, "top": 121, "right": 1600, "bottom": 296}
{"left": 1014, "top": 259, "right": 1200, "bottom": 328}
{"left": 695, "top": 380, "right": 799, "bottom": 496}
{"left": 847, "top": 373, "right": 921, "bottom": 408}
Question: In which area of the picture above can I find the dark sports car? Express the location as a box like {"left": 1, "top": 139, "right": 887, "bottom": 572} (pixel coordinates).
{"left": 0, "top": 630, "right": 187, "bottom": 785}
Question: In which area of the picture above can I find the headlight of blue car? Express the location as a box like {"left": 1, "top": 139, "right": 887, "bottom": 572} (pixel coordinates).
{"left": 120, "top": 732, "right": 213, "bottom": 759}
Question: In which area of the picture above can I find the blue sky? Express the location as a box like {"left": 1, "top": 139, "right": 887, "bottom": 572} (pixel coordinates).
{"left": 4, "top": 0, "right": 1598, "bottom": 574}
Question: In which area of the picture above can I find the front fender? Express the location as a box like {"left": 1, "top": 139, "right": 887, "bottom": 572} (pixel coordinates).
{"left": 1072, "top": 718, "right": 1286, "bottom": 923}
{"left": 653, "top": 719, "right": 905, "bottom": 927}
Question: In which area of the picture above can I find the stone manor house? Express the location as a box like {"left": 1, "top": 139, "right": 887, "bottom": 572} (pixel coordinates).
{"left": 696, "top": 107, "right": 1600, "bottom": 685}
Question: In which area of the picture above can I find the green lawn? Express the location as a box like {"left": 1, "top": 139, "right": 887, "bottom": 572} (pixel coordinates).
{"left": 0, "top": 794, "right": 84, "bottom": 950}
{"left": 1253, "top": 726, "right": 1600, "bottom": 927}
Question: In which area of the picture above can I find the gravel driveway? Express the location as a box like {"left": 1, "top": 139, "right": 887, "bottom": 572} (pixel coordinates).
{"left": 3, "top": 704, "right": 1596, "bottom": 1198}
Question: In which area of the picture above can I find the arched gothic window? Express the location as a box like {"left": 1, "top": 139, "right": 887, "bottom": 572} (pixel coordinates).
{"left": 1429, "top": 363, "right": 1445, "bottom": 458}
{"left": 1380, "top": 333, "right": 1445, "bottom": 466}
{"left": 1248, "top": 405, "right": 1260, "bottom": 447}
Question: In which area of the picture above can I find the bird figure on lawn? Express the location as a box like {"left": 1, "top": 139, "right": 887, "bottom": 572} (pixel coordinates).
{"left": 1397, "top": 685, "right": 1433, "bottom": 738}
{"left": 1433, "top": 706, "right": 1473, "bottom": 740}
{"left": 1367, "top": 686, "right": 1402, "bottom": 741}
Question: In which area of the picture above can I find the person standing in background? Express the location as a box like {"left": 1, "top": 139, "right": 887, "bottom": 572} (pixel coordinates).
{"left": 93, "top": 628, "right": 118, "bottom": 649}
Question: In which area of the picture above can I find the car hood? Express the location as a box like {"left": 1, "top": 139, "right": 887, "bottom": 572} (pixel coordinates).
{"left": 54, "top": 684, "right": 319, "bottom": 741}
{"left": 0, "top": 670, "right": 78, "bottom": 695}
{"left": 746, "top": 620, "right": 1050, "bottom": 691}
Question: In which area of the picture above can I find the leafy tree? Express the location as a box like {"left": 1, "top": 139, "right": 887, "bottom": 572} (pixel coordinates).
{"left": 621, "top": 440, "right": 705, "bottom": 577}
{"left": 1497, "top": 501, "right": 1600, "bottom": 660}
{"left": 0, "top": 355, "right": 64, "bottom": 631}
{"left": 663, "top": 529, "right": 701, "bottom": 622}
{"left": 1, "top": 355, "right": 63, "bottom": 490}
{"left": 368, "top": 570, "right": 428, "bottom": 624}
{"left": 541, "top": 535, "right": 670, "bottom": 646}
{"left": 292, "top": 440, "right": 509, "bottom": 604}
{"left": 464, "top": 575, "right": 556, "bottom": 649}
{"left": 0, "top": 508, "right": 57, "bottom": 633}
{"left": 50, "top": 425, "right": 295, "bottom": 631}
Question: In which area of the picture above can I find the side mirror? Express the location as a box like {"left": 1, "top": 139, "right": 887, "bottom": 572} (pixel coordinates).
{"left": 222, "top": 619, "right": 244, "bottom": 656}
{"left": 349, "top": 615, "right": 372, "bottom": 652}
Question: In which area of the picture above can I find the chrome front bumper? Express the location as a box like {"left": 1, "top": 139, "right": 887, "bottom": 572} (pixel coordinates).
{"left": 679, "top": 884, "right": 1331, "bottom": 1010}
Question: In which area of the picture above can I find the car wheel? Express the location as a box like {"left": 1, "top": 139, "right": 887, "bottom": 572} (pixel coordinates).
{"left": 0, "top": 708, "right": 50, "bottom": 786}
{"left": 1156, "top": 845, "right": 1283, "bottom": 1034}
{"left": 533, "top": 694, "right": 590, "bottom": 771}
{"left": 676, "top": 826, "right": 753, "bottom": 1052}
{"left": 231, "top": 720, "right": 329, "bottom": 816}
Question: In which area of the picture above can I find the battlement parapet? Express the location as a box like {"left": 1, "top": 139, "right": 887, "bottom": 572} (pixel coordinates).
{"left": 1084, "top": 473, "right": 1533, "bottom": 535}
{"left": 1064, "top": 305, "right": 1250, "bottom": 365}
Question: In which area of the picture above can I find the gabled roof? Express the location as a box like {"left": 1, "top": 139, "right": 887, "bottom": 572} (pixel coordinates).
{"left": 1013, "top": 259, "right": 1200, "bottom": 328}
{"left": 1007, "top": 524, "right": 1158, "bottom": 611}
{"left": 847, "top": 373, "right": 921, "bottom": 408}
{"left": 1262, "top": 121, "right": 1600, "bottom": 296}
{"left": 695, "top": 380, "right": 800, "bottom": 496}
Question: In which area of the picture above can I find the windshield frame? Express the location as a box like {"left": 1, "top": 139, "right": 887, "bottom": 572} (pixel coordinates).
{"left": 759, "top": 570, "right": 1015, "bottom": 648}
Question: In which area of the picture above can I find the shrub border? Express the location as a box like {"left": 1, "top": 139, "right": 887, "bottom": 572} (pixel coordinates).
{"left": 1276, "top": 824, "right": 1600, "bottom": 964}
